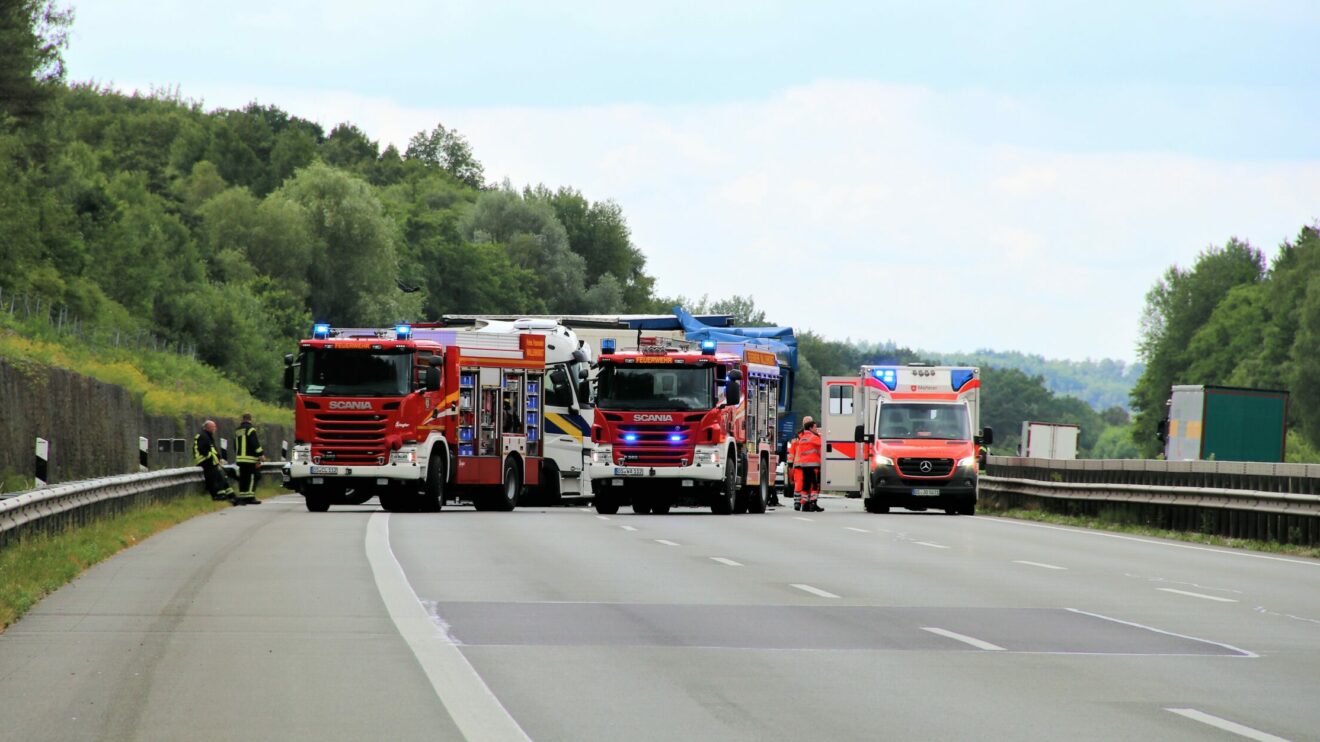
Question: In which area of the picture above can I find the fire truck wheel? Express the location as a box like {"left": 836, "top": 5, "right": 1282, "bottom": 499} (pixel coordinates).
{"left": 593, "top": 493, "right": 619, "bottom": 515}
{"left": 495, "top": 458, "right": 521, "bottom": 511}
{"left": 864, "top": 498, "right": 889, "bottom": 514}
{"left": 650, "top": 496, "right": 671, "bottom": 515}
{"left": 533, "top": 460, "right": 562, "bottom": 507}
{"left": 423, "top": 452, "right": 445, "bottom": 512}
{"left": 305, "top": 494, "right": 330, "bottom": 512}
{"left": 712, "top": 457, "right": 737, "bottom": 515}
{"left": 631, "top": 495, "right": 652, "bottom": 515}
{"left": 747, "top": 459, "right": 769, "bottom": 514}
{"left": 379, "top": 493, "right": 401, "bottom": 512}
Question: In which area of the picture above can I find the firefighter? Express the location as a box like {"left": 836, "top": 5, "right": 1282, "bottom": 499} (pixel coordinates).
{"left": 795, "top": 417, "right": 823, "bottom": 512}
{"left": 194, "top": 420, "right": 234, "bottom": 502}
{"left": 233, "top": 412, "right": 264, "bottom": 506}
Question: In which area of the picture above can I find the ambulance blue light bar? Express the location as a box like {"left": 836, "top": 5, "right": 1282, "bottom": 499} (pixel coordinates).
{"left": 395, "top": 324, "right": 413, "bottom": 340}
{"left": 701, "top": 340, "right": 717, "bottom": 355}
{"left": 871, "top": 367, "right": 898, "bottom": 390}
{"left": 312, "top": 323, "right": 331, "bottom": 339}
{"left": 601, "top": 338, "right": 616, "bottom": 355}
{"left": 951, "top": 368, "right": 975, "bottom": 392}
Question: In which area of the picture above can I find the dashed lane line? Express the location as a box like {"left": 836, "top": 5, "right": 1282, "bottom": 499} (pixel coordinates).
{"left": 914, "top": 541, "right": 950, "bottom": 549}
{"left": 844, "top": 527, "right": 871, "bottom": 533}
{"left": 620, "top": 525, "right": 637, "bottom": 532}
{"left": 1157, "top": 587, "right": 1239, "bottom": 603}
{"left": 710, "top": 557, "right": 743, "bottom": 567}
{"left": 794, "top": 517, "right": 815, "bottom": 522}
{"left": 790, "top": 583, "right": 840, "bottom": 599}
{"left": 1013, "top": 560, "right": 1067, "bottom": 570}
{"left": 921, "top": 627, "right": 1006, "bottom": 651}
{"left": 1165, "top": 708, "right": 1291, "bottom": 742}
{"left": 655, "top": 539, "right": 681, "bottom": 547}
{"left": 595, "top": 515, "right": 611, "bottom": 521}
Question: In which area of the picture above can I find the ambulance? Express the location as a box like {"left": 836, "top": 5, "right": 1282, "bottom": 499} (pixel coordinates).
{"left": 819, "top": 365, "right": 993, "bottom": 515}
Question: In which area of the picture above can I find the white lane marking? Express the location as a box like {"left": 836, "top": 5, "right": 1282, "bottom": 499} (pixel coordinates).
{"left": 914, "top": 541, "right": 950, "bottom": 549}
{"left": 710, "top": 557, "right": 743, "bottom": 567}
{"left": 655, "top": 539, "right": 681, "bottom": 547}
{"left": 1157, "top": 587, "right": 1239, "bottom": 603}
{"left": 790, "top": 583, "right": 840, "bottom": 599}
{"left": 620, "top": 525, "right": 637, "bottom": 532}
{"left": 1013, "top": 560, "right": 1067, "bottom": 570}
{"left": 1066, "top": 608, "right": 1257, "bottom": 658}
{"left": 1166, "top": 708, "right": 1292, "bottom": 742}
{"left": 973, "top": 515, "right": 1320, "bottom": 569}
{"left": 922, "top": 627, "right": 1006, "bottom": 651}
{"left": 794, "top": 517, "right": 815, "bottom": 522}
{"left": 845, "top": 527, "right": 871, "bottom": 533}
{"left": 578, "top": 508, "right": 592, "bottom": 513}
{"left": 365, "top": 513, "right": 532, "bottom": 742}
{"left": 595, "top": 515, "right": 611, "bottom": 521}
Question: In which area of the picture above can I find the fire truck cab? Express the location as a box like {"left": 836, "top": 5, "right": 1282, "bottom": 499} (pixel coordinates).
{"left": 284, "top": 323, "right": 557, "bottom": 512}
{"left": 588, "top": 339, "right": 782, "bottom": 515}
{"left": 820, "top": 365, "right": 992, "bottom": 515}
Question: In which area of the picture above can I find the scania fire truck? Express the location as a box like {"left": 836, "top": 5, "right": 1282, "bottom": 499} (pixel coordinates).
{"left": 284, "top": 322, "right": 562, "bottom": 513}
{"left": 819, "top": 365, "right": 993, "bottom": 515}
{"left": 588, "top": 338, "right": 784, "bottom": 515}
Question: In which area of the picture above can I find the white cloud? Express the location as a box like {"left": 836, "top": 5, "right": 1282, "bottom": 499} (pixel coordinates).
{"left": 127, "top": 79, "right": 1320, "bottom": 361}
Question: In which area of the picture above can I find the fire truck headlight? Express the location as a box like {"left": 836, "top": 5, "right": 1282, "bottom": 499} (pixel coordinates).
{"left": 957, "top": 456, "right": 977, "bottom": 469}
{"left": 694, "top": 448, "right": 720, "bottom": 465}
{"left": 292, "top": 446, "right": 311, "bottom": 464}
{"left": 592, "top": 445, "right": 613, "bottom": 464}
{"left": 391, "top": 450, "right": 417, "bottom": 465}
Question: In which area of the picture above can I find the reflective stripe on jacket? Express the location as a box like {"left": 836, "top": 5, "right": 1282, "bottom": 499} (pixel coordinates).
{"left": 786, "top": 439, "right": 796, "bottom": 465}
{"left": 795, "top": 429, "right": 822, "bottom": 467}
{"left": 193, "top": 431, "right": 220, "bottom": 466}
{"left": 235, "top": 423, "right": 263, "bottom": 463}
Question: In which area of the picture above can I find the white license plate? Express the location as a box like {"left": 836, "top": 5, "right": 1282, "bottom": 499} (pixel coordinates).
{"left": 614, "top": 467, "right": 644, "bottom": 476}
{"left": 310, "top": 466, "right": 338, "bottom": 475}
{"left": 912, "top": 488, "right": 940, "bottom": 497}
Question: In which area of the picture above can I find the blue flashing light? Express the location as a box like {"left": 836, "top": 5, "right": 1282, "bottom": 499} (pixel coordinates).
{"left": 951, "top": 368, "right": 975, "bottom": 392}
{"left": 700, "top": 339, "right": 717, "bottom": 355}
{"left": 312, "top": 323, "right": 331, "bottom": 339}
{"left": 668, "top": 434, "right": 683, "bottom": 443}
{"left": 871, "top": 367, "right": 898, "bottom": 391}
{"left": 601, "top": 338, "right": 616, "bottom": 355}
{"left": 623, "top": 433, "right": 639, "bottom": 443}
{"left": 395, "top": 323, "right": 413, "bottom": 340}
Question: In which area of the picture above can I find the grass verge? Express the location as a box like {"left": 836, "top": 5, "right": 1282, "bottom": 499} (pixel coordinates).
{"left": 0, "top": 483, "right": 285, "bottom": 632}
{"left": 984, "top": 506, "right": 1320, "bottom": 560}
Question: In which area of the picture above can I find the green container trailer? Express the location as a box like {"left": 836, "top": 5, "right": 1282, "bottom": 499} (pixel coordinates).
{"left": 1161, "top": 385, "right": 1288, "bottom": 462}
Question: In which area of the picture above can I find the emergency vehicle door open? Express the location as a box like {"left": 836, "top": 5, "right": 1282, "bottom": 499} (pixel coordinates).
{"left": 821, "top": 376, "right": 861, "bottom": 493}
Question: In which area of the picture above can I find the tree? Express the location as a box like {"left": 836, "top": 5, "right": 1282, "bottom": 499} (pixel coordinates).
{"left": 531, "top": 185, "right": 655, "bottom": 309}
{"left": 1287, "top": 276, "right": 1320, "bottom": 443}
{"left": 0, "top": 0, "right": 71, "bottom": 121}
{"left": 405, "top": 122, "right": 484, "bottom": 188}
{"left": 460, "top": 187, "right": 586, "bottom": 310}
{"left": 321, "top": 123, "right": 378, "bottom": 172}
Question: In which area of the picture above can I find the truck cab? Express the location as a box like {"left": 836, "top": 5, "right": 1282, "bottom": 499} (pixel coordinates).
{"left": 820, "top": 365, "right": 992, "bottom": 515}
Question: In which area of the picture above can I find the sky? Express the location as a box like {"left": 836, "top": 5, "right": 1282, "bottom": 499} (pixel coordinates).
{"left": 64, "top": 1, "right": 1320, "bottom": 362}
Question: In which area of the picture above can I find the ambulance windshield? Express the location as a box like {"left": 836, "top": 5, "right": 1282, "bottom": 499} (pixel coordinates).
{"left": 877, "top": 403, "right": 970, "bottom": 440}
{"left": 596, "top": 365, "right": 715, "bottom": 411}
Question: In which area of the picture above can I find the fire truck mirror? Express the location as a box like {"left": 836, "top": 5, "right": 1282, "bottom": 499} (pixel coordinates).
{"left": 283, "top": 353, "right": 295, "bottom": 367}
{"left": 425, "top": 367, "right": 441, "bottom": 392}
{"left": 283, "top": 366, "right": 296, "bottom": 391}
{"left": 725, "top": 379, "right": 742, "bottom": 407}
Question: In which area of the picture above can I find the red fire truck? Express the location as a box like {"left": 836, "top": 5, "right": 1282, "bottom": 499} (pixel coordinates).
{"left": 588, "top": 338, "right": 783, "bottom": 515}
{"left": 284, "top": 323, "right": 552, "bottom": 513}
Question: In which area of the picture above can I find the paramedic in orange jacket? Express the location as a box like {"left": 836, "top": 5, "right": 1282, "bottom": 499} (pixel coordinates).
{"left": 795, "top": 417, "right": 823, "bottom": 512}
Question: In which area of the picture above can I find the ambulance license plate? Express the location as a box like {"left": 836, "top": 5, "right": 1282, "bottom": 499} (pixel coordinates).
{"left": 912, "top": 488, "right": 940, "bottom": 497}
{"left": 310, "top": 466, "right": 338, "bottom": 475}
{"left": 614, "top": 467, "right": 644, "bottom": 476}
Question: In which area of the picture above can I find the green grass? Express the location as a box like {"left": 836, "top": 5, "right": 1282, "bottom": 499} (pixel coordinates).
{"left": 984, "top": 505, "right": 1320, "bottom": 560}
{"left": 0, "top": 483, "right": 284, "bottom": 632}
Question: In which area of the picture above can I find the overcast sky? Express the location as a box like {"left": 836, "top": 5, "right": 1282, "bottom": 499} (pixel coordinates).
{"left": 65, "top": 1, "right": 1320, "bottom": 362}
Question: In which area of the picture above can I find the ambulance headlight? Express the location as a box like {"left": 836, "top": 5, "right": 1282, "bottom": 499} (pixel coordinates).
{"left": 873, "top": 454, "right": 894, "bottom": 466}
{"left": 957, "top": 456, "right": 977, "bottom": 469}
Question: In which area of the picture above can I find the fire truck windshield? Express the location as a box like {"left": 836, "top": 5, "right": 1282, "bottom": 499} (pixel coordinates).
{"left": 596, "top": 365, "right": 715, "bottom": 411}
{"left": 878, "top": 403, "right": 971, "bottom": 440}
{"left": 300, "top": 348, "right": 412, "bottom": 397}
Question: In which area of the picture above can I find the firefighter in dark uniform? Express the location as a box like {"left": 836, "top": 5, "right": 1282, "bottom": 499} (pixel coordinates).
{"left": 233, "top": 412, "right": 264, "bottom": 506}
{"left": 194, "top": 420, "right": 234, "bottom": 502}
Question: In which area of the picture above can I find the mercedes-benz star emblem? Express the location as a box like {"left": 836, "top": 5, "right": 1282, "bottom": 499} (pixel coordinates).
{"left": 919, "top": 460, "right": 933, "bottom": 473}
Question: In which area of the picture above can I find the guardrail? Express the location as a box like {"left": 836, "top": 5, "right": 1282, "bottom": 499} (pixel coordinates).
{"left": 981, "top": 456, "right": 1320, "bottom": 547}
{"left": 0, "top": 463, "right": 286, "bottom": 548}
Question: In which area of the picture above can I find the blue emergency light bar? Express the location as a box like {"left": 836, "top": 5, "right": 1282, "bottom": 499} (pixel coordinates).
{"left": 395, "top": 324, "right": 413, "bottom": 340}
{"left": 601, "top": 338, "right": 616, "bottom": 355}
{"left": 312, "top": 323, "right": 331, "bottom": 339}
{"left": 951, "top": 368, "right": 975, "bottom": 392}
{"left": 871, "top": 367, "right": 898, "bottom": 391}
{"left": 700, "top": 340, "right": 717, "bottom": 355}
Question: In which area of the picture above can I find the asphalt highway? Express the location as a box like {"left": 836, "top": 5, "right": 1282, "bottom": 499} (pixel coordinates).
{"left": 2, "top": 494, "right": 1318, "bottom": 741}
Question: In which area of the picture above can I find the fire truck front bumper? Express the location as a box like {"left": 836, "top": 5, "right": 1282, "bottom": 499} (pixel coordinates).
{"left": 288, "top": 460, "right": 425, "bottom": 488}
{"left": 586, "top": 445, "right": 727, "bottom": 487}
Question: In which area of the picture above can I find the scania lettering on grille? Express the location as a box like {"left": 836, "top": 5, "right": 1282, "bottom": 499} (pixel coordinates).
{"left": 632, "top": 414, "right": 675, "bottom": 422}
{"left": 329, "top": 401, "right": 374, "bottom": 410}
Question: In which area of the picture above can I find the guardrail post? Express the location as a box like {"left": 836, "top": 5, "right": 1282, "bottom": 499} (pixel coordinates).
{"left": 220, "top": 437, "right": 229, "bottom": 462}
{"left": 281, "top": 440, "right": 289, "bottom": 461}
{"left": 139, "top": 437, "right": 149, "bottom": 472}
{"left": 35, "top": 437, "right": 49, "bottom": 487}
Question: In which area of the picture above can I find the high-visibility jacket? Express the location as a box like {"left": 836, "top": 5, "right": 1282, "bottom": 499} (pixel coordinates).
{"left": 235, "top": 423, "right": 263, "bottom": 463}
{"left": 795, "top": 429, "right": 822, "bottom": 467}
{"left": 786, "top": 438, "right": 797, "bottom": 465}
{"left": 193, "top": 430, "right": 220, "bottom": 466}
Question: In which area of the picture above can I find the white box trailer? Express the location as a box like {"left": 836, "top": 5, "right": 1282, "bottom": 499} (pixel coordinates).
{"left": 1019, "top": 421, "right": 1079, "bottom": 459}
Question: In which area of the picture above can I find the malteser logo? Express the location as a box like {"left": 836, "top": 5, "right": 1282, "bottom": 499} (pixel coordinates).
{"left": 329, "top": 401, "right": 373, "bottom": 410}
{"left": 633, "top": 414, "right": 675, "bottom": 422}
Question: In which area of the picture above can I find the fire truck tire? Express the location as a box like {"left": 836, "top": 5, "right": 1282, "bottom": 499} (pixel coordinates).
{"left": 594, "top": 493, "right": 619, "bottom": 515}
{"left": 864, "top": 498, "right": 889, "bottom": 514}
{"left": 423, "top": 452, "right": 445, "bottom": 512}
{"left": 712, "top": 457, "right": 737, "bottom": 515}
{"left": 379, "top": 493, "right": 401, "bottom": 512}
{"left": 631, "top": 495, "right": 652, "bottom": 515}
{"left": 650, "top": 496, "right": 671, "bottom": 515}
{"left": 495, "top": 457, "right": 521, "bottom": 511}
{"left": 530, "top": 460, "right": 562, "bottom": 507}
{"left": 747, "top": 458, "right": 769, "bottom": 514}
{"left": 305, "top": 494, "right": 330, "bottom": 512}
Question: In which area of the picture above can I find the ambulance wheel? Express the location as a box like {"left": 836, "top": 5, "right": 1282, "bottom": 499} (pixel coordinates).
{"left": 305, "top": 494, "right": 330, "bottom": 512}
{"left": 747, "top": 459, "right": 769, "bottom": 514}
{"left": 712, "top": 458, "right": 737, "bottom": 515}
{"left": 864, "top": 498, "right": 889, "bottom": 514}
